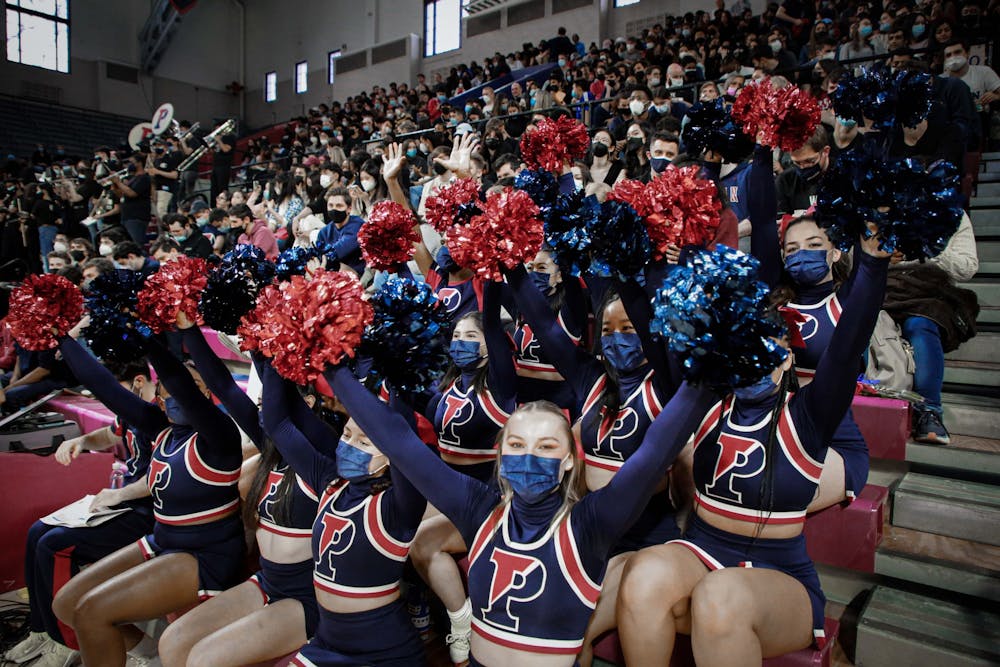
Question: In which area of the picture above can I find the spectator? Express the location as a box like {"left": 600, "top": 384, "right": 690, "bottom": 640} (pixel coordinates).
{"left": 230, "top": 203, "right": 278, "bottom": 261}
{"left": 80, "top": 257, "right": 113, "bottom": 287}
{"left": 0, "top": 344, "right": 77, "bottom": 410}
{"left": 776, "top": 125, "right": 831, "bottom": 214}
{"left": 587, "top": 129, "right": 625, "bottom": 186}
{"left": 149, "top": 236, "right": 183, "bottom": 263}
{"left": 147, "top": 138, "right": 181, "bottom": 221}
{"left": 647, "top": 131, "right": 680, "bottom": 176}
{"left": 314, "top": 187, "right": 364, "bottom": 275}
{"left": 110, "top": 153, "right": 151, "bottom": 247}
{"left": 839, "top": 16, "right": 886, "bottom": 67}
{"left": 164, "top": 213, "right": 213, "bottom": 260}
{"left": 45, "top": 251, "right": 71, "bottom": 272}
{"left": 111, "top": 240, "right": 159, "bottom": 277}
{"left": 942, "top": 39, "right": 1000, "bottom": 114}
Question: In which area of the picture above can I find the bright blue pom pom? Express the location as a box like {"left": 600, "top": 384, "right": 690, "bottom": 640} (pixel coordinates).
{"left": 650, "top": 246, "right": 787, "bottom": 390}
{"left": 83, "top": 269, "right": 153, "bottom": 363}
{"left": 360, "top": 277, "right": 453, "bottom": 394}
{"left": 275, "top": 246, "right": 316, "bottom": 281}
{"left": 589, "top": 200, "right": 651, "bottom": 279}
{"left": 545, "top": 190, "right": 600, "bottom": 276}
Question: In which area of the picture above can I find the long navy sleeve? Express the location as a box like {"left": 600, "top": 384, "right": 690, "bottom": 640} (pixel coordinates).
{"left": 482, "top": 281, "right": 517, "bottom": 405}
{"left": 577, "top": 382, "right": 717, "bottom": 553}
{"left": 749, "top": 145, "right": 782, "bottom": 288}
{"left": 146, "top": 339, "right": 240, "bottom": 465}
{"left": 182, "top": 326, "right": 262, "bottom": 448}
{"left": 797, "top": 251, "right": 889, "bottom": 443}
{"left": 58, "top": 336, "right": 168, "bottom": 438}
{"left": 261, "top": 361, "right": 339, "bottom": 492}
{"left": 616, "top": 276, "right": 679, "bottom": 397}
{"left": 505, "top": 265, "right": 604, "bottom": 401}
{"left": 326, "top": 365, "right": 495, "bottom": 541}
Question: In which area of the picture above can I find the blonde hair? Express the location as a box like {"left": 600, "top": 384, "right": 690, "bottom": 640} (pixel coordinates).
{"left": 493, "top": 400, "right": 586, "bottom": 528}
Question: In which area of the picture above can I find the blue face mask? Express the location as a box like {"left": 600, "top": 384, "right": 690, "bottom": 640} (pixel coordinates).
{"left": 500, "top": 454, "right": 564, "bottom": 503}
{"left": 650, "top": 156, "right": 671, "bottom": 174}
{"left": 601, "top": 332, "right": 645, "bottom": 373}
{"left": 406, "top": 148, "right": 418, "bottom": 158}
{"left": 784, "top": 248, "right": 830, "bottom": 286}
{"left": 858, "top": 24, "right": 873, "bottom": 38}
{"left": 530, "top": 270, "right": 553, "bottom": 294}
{"left": 911, "top": 24, "right": 926, "bottom": 38}
{"left": 450, "top": 339, "right": 482, "bottom": 370}
{"left": 836, "top": 116, "right": 858, "bottom": 129}
{"left": 734, "top": 373, "right": 779, "bottom": 403}
{"left": 436, "top": 246, "right": 459, "bottom": 274}
{"left": 163, "top": 396, "right": 190, "bottom": 425}
{"left": 336, "top": 440, "right": 374, "bottom": 480}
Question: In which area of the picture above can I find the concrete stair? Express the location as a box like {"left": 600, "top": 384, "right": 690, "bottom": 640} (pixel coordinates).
{"left": 891, "top": 472, "right": 1000, "bottom": 547}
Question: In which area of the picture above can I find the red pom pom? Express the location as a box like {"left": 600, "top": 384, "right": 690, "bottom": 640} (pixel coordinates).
{"left": 358, "top": 201, "right": 419, "bottom": 271}
{"left": 8, "top": 274, "right": 83, "bottom": 350}
{"left": 136, "top": 256, "right": 208, "bottom": 334}
{"left": 423, "top": 178, "right": 480, "bottom": 233}
{"left": 449, "top": 188, "right": 544, "bottom": 281}
{"left": 608, "top": 168, "right": 721, "bottom": 258}
{"left": 519, "top": 116, "right": 590, "bottom": 173}
{"left": 237, "top": 269, "right": 373, "bottom": 384}
{"left": 731, "top": 79, "right": 821, "bottom": 152}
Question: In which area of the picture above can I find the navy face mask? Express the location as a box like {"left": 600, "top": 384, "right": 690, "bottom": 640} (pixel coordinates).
{"left": 500, "top": 453, "right": 564, "bottom": 503}
{"left": 336, "top": 440, "right": 375, "bottom": 480}
{"left": 530, "top": 270, "right": 553, "bottom": 295}
{"left": 163, "top": 396, "right": 190, "bottom": 426}
{"left": 449, "top": 339, "right": 482, "bottom": 370}
{"left": 650, "top": 156, "right": 671, "bottom": 174}
{"left": 734, "top": 373, "right": 779, "bottom": 403}
{"left": 436, "top": 246, "right": 459, "bottom": 274}
{"left": 784, "top": 248, "right": 830, "bottom": 286}
{"left": 601, "top": 332, "right": 645, "bottom": 373}
{"left": 798, "top": 163, "right": 823, "bottom": 181}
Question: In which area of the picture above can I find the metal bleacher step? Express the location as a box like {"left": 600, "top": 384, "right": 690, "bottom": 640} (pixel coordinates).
{"left": 892, "top": 472, "right": 1000, "bottom": 547}
{"left": 942, "top": 392, "right": 1000, "bottom": 439}
{"left": 978, "top": 182, "right": 1000, "bottom": 198}
{"left": 943, "top": 359, "right": 1000, "bottom": 386}
{"left": 856, "top": 586, "right": 1000, "bottom": 667}
{"left": 976, "top": 238, "right": 1000, "bottom": 262}
{"left": 969, "top": 196, "right": 1000, "bottom": 209}
{"left": 970, "top": 208, "right": 1000, "bottom": 235}
{"left": 906, "top": 434, "right": 1000, "bottom": 483}
{"left": 875, "top": 524, "right": 1000, "bottom": 603}
{"left": 978, "top": 171, "right": 1000, "bottom": 184}
{"left": 960, "top": 279, "right": 999, "bottom": 309}
{"left": 945, "top": 330, "right": 999, "bottom": 362}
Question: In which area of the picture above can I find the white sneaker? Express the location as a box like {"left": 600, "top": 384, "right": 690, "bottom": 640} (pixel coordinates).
{"left": 445, "top": 629, "right": 471, "bottom": 665}
{"left": 27, "top": 641, "right": 78, "bottom": 667}
{"left": 126, "top": 654, "right": 162, "bottom": 667}
{"left": 4, "top": 632, "right": 49, "bottom": 663}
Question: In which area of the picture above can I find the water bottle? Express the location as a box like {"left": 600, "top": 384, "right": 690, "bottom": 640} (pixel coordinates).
{"left": 405, "top": 582, "right": 432, "bottom": 642}
{"left": 109, "top": 461, "right": 126, "bottom": 489}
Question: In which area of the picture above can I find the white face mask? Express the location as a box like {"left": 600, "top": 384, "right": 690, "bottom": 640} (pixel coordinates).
{"left": 99, "top": 244, "right": 113, "bottom": 257}
{"left": 769, "top": 39, "right": 782, "bottom": 53}
{"left": 319, "top": 174, "right": 333, "bottom": 188}
{"left": 573, "top": 178, "right": 583, "bottom": 190}
{"left": 648, "top": 76, "right": 661, "bottom": 87}
{"left": 320, "top": 138, "right": 329, "bottom": 146}
{"left": 629, "top": 99, "right": 647, "bottom": 115}
{"left": 53, "top": 241, "right": 68, "bottom": 253}
{"left": 945, "top": 55, "right": 967, "bottom": 71}
{"left": 360, "top": 179, "right": 376, "bottom": 193}
{"left": 669, "top": 77, "right": 685, "bottom": 87}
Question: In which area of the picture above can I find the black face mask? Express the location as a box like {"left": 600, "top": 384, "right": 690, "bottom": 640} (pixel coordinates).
{"left": 484, "top": 137, "right": 501, "bottom": 150}
{"left": 617, "top": 107, "right": 630, "bottom": 116}
{"left": 626, "top": 137, "right": 643, "bottom": 152}
{"left": 69, "top": 249, "right": 86, "bottom": 262}
{"left": 433, "top": 162, "right": 448, "bottom": 176}
{"left": 592, "top": 142, "right": 609, "bottom": 158}
{"left": 326, "top": 209, "right": 348, "bottom": 224}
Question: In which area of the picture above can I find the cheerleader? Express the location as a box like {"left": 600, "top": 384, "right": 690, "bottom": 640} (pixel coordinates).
{"left": 617, "top": 231, "right": 890, "bottom": 665}
{"left": 52, "top": 337, "right": 245, "bottom": 667}
{"left": 409, "top": 281, "right": 517, "bottom": 664}
{"left": 746, "top": 143, "right": 870, "bottom": 507}
{"left": 156, "top": 317, "right": 331, "bottom": 667}
{"left": 259, "top": 359, "right": 428, "bottom": 666}
{"left": 323, "top": 356, "right": 716, "bottom": 667}
{"left": 503, "top": 262, "right": 683, "bottom": 665}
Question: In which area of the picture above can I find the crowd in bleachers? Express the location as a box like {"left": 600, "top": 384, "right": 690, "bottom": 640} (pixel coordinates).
{"left": 0, "top": 1, "right": 994, "bottom": 665}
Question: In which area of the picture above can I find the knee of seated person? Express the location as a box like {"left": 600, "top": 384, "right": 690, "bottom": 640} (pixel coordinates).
{"left": 690, "top": 570, "right": 750, "bottom": 637}
{"left": 72, "top": 588, "right": 109, "bottom": 625}
{"left": 902, "top": 315, "right": 937, "bottom": 338}
{"left": 51, "top": 585, "right": 76, "bottom": 625}
{"left": 156, "top": 622, "right": 188, "bottom": 667}
{"left": 619, "top": 549, "right": 677, "bottom": 608}
{"left": 183, "top": 640, "right": 217, "bottom": 667}
{"left": 27, "top": 520, "right": 53, "bottom": 547}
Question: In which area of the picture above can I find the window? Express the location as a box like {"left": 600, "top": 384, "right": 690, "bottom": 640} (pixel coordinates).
{"left": 295, "top": 60, "right": 308, "bottom": 94}
{"left": 614, "top": 0, "right": 641, "bottom": 6}
{"left": 264, "top": 71, "right": 277, "bottom": 102}
{"left": 327, "top": 49, "right": 341, "bottom": 85}
{"left": 424, "top": 0, "right": 461, "bottom": 57}
{"left": 5, "top": 0, "right": 70, "bottom": 73}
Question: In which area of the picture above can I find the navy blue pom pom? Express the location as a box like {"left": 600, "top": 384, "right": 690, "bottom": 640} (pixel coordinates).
{"left": 650, "top": 246, "right": 787, "bottom": 390}
{"left": 515, "top": 169, "right": 560, "bottom": 215}
{"left": 589, "top": 200, "right": 651, "bottom": 279}
{"left": 199, "top": 244, "right": 276, "bottom": 334}
{"left": 275, "top": 246, "right": 316, "bottom": 281}
{"left": 360, "top": 277, "right": 453, "bottom": 394}
{"left": 83, "top": 269, "right": 153, "bottom": 363}
{"left": 681, "top": 98, "right": 755, "bottom": 163}
{"left": 545, "top": 190, "right": 600, "bottom": 276}
{"left": 892, "top": 69, "right": 933, "bottom": 129}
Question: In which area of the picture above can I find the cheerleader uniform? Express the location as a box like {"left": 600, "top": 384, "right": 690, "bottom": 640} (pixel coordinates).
{"left": 747, "top": 145, "right": 870, "bottom": 498}
{"left": 668, "top": 251, "right": 890, "bottom": 647}
{"left": 260, "top": 363, "right": 428, "bottom": 666}
{"left": 325, "top": 364, "right": 716, "bottom": 665}
{"left": 507, "top": 266, "right": 684, "bottom": 553}
{"left": 24, "top": 347, "right": 156, "bottom": 648}
{"left": 426, "top": 283, "right": 516, "bottom": 483}
{"left": 183, "top": 327, "right": 328, "bottom": 633}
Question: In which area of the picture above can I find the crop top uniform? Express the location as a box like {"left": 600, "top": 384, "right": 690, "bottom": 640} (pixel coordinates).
{"left": 746, "top": 144, "right": 871, "bottom": 498}
{"left": 507, "top": 266, "right": 684, "bottom": 553}
{"left": 260, "top": 362, "right": 429, "bottom": 666}
{"left": 668, "top": 250, "right": 890, "bottom": 647}
{"left": 326, "top": 363, "right": 715, "bottom": 663}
